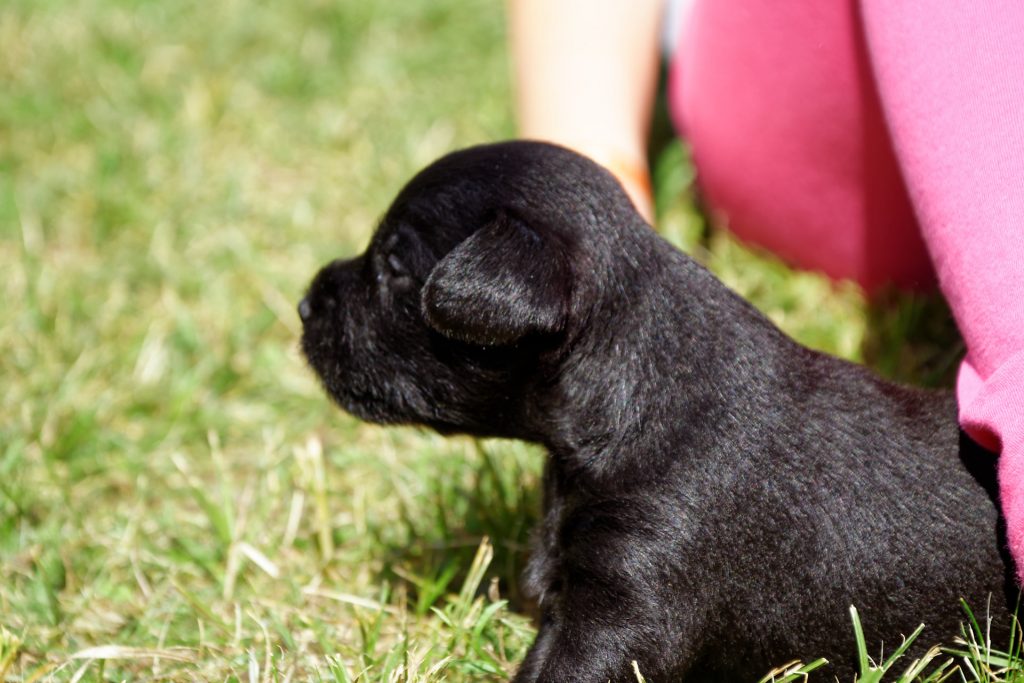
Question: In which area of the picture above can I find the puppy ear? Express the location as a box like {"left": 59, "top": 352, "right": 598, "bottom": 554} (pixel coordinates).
{"left": 421, "top": 210, "right": 569, "bottom": 345}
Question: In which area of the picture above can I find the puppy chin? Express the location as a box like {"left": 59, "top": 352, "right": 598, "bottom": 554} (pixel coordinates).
{"left": 323, "top": 383, "right": 406, "bottom": 425}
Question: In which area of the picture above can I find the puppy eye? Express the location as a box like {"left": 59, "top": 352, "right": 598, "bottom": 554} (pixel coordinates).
{"left": 386, "top": 253, "right": 407, "bottom": 277}
{"left": 375, "top": 252, "right": 410, "bottom": 287}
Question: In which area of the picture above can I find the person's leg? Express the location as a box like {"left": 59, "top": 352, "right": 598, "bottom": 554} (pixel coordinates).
{"left": 508, "top": 0, "right": 663, "bottom": 222}
{"left": 860, "top": 0, "right": 1024, "bottom": 580}
{"left": 668, "top": 0, "right": 934, "bottom": 292}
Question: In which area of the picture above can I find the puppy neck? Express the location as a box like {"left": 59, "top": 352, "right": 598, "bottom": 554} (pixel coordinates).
{"left": 530, "top": 231, "right": 795, "bottom": 486}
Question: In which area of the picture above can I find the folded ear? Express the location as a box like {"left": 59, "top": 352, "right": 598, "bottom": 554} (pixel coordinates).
{"left": 421, "top": 210, "right": 570, "bottom": 346}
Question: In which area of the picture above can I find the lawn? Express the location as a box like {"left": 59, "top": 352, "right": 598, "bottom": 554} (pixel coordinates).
{"left": 0, "top": 0, "right": 977, "bottom": 680}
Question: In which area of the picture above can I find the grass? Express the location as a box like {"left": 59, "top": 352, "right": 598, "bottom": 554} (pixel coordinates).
{"left": 0, "top": 0, "right": 982, "bottom": 680}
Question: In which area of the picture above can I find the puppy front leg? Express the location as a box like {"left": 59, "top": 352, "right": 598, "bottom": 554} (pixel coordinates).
{"left": 514, "top": 597, "right": 678, "bottom": 683}
{"left": 514, "top": 564, "right": 696, "bottom": 682}
{"left": 511, "top": 616, "right": 558, "bottom": 683}
{"left": 513, "top": 623, "right": 639, "bottom": 682}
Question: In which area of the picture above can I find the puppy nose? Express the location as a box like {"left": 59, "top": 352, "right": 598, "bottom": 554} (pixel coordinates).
{"left": 298, "top": 297, "right": 312, "bottom": 322}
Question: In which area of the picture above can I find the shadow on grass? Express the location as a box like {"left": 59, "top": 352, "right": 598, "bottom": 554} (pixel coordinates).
{"left": 862, "top": 290, "right": 964, "bottom": 389}
{"left": 371, "top": 439, "right": 544, "bottom": 617}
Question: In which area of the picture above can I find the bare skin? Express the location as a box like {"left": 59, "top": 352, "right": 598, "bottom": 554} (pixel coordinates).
{"left": 507, "top": 0, "right": 664, "bottom": 222}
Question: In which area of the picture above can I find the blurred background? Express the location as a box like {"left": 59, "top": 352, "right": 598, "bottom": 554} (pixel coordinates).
{"left": 0, "top": 0, "right": 957, "bottom": 680}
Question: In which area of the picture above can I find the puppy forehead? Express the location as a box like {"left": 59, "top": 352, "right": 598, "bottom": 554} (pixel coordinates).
{"left": 370, "top": 217, "right": 428, "bottom": 256}
{"left": 380, "top": 145, "right": 549, "bottom": 228}
{"left": 369, "top": 141, "right": 620, "bottom": 262}
{"left": 374, "top": 193, "right": 486, "bottom": 261}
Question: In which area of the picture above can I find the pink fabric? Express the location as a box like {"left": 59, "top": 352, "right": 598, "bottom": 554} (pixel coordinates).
{"left": 669, "top": 2, "right": 934, "bottom": 291}
{"left": 670, "top": 1, "right": 1024, "bottom": 579}
{"left": 860, "top": 1, "right": 1024, "bottom": 579}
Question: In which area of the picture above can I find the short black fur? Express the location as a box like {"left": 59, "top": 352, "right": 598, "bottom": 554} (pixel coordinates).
{"left": 299, "top": 141, "right": 1015, "bottom": 682}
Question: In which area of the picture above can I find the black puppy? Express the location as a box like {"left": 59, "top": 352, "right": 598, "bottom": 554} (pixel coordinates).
{"left": 299, "top": 141, "right": 1014, "bottom": 682}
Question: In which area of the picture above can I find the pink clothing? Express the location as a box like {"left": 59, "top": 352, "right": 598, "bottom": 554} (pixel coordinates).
{"left": 669, "top": 1, "right": 1024, "bottom": 578}
{"left": 671, "top": 2, "right": 932, "bottom": 292}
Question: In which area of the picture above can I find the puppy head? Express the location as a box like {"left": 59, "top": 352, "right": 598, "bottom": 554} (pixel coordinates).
{"left": 299, "top": 141, "right": 636, "bottom": 436}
